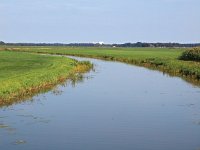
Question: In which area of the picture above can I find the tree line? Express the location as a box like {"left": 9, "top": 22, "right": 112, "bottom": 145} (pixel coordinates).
{"left": 0, "top": 41, "right": 200, "bottom": 48}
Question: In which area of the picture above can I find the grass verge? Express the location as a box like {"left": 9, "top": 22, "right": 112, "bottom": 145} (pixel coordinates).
{"left": 0, "top": 51, "right": 92, "bottom": 106}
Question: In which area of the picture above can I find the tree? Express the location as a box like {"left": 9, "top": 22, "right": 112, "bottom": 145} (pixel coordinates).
{"left": 0, "top": 41, "right": 5, "bottom": 45}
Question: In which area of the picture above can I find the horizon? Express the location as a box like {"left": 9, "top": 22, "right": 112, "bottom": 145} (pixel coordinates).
{"left": 0, "top": 40, "right": 200, "bottom": 45}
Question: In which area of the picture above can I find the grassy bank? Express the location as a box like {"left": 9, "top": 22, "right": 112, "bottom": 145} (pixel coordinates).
{"left": 0, "top": 51, "right": 92, "bottom": 106}
{"left": 2, "top": 46, "right": 200, "bottom": 85}
{"left": 4, "top": 47, "right": 200, "bottom": 84}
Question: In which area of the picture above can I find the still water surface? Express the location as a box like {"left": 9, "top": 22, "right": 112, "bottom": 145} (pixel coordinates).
{"left": 0, "top": 57, "right": 200, "bottom": 150}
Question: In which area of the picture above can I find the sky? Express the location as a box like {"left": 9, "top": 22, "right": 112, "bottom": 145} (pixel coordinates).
{"left": 0, "top": 0, "right": 200, "bottom": 43}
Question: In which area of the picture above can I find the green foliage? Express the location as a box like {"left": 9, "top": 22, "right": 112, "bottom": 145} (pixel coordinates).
{"left": 180, "top": 47, "right": 200, "bottom": 61}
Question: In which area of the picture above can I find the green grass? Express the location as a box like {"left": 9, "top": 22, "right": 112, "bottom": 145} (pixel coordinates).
{"left": 2, "top": 45, "right": 200, "bottom": 85}
{"left": 0, "top": 50, "right": 92, "bottom": 106}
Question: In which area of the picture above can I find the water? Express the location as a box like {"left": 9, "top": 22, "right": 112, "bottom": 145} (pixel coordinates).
{"left": 0, "top": 57, "right": 200, "bottom": 150}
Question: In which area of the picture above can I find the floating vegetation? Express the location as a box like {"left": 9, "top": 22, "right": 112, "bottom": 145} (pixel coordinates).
{"left": 0, "top": 123, "right": 9, "bottom": 128}
{"left": 14, "top": 140, "right": 26, "bottom": 145}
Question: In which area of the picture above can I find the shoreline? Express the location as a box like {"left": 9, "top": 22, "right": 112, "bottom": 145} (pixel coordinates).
{"left": 0, "top": 51, "right": 93, "bottom": 107}
{"left": 9, "top": 50, "right": 200, "bottom": 86}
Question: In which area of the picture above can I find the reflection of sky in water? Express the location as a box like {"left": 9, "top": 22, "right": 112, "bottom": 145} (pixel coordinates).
{"left": 0, "top": 57, "right": 200, "bottom": 150}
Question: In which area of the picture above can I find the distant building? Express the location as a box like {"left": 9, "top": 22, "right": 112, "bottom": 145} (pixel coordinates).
{"left": 93, "top": 42, "right": 104, "bottom": 45}
{"left": 98, "top": 42, "right": 104, "bottom": 45}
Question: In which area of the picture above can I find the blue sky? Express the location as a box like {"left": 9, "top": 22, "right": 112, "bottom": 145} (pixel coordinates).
{"left": 1, "top": 0, "right": 200, "bottom": 43}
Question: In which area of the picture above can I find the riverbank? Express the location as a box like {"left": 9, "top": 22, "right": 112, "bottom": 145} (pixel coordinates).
{"left": 0, "top": 51, "right": 92, "bottom": 106}
{"left": 4, "top": 46, "right": 200, "bottom": 85}
{"left": 1, "top": 51, "right": 200, "bottom": 150}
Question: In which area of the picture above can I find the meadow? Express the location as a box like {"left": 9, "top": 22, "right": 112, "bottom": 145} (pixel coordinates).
{"left": 0, "top": 50, "right": 92, "bottom": 106}
{"left": 1, "top": 46, "right": 200, "bottom": 105}
{"left": 4, "top": 46, "right": 200, "bottom": 84}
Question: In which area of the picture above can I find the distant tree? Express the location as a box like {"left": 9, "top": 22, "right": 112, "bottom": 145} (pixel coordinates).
{"left": 0, "top": 41, "right": 5, "bottom": 45}
{"left": 1, "top": 41, "right": 200, "bottom": 48}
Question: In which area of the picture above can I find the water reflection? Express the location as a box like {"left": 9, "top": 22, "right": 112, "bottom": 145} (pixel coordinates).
{"left": 0, "top": 71, "right": 93, "bottom": 146}
{"left": 0, "top": 70, "right": 93, "bottom": 108}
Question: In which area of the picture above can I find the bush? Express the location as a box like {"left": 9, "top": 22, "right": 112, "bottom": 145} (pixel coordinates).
{"left": 180, "top": 47, "right": 200, "bottom": 61}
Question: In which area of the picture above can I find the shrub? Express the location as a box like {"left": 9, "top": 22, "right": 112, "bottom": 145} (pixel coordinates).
{"left": 180, "top": 47, "right": 200, "bottom": 61}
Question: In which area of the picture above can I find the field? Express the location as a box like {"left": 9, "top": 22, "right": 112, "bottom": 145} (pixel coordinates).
{"left": 3, "top": 46, "right": 200, "bottom": 85}
{"left": 0, "top": 50, "right": 92, "bottom": 106}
